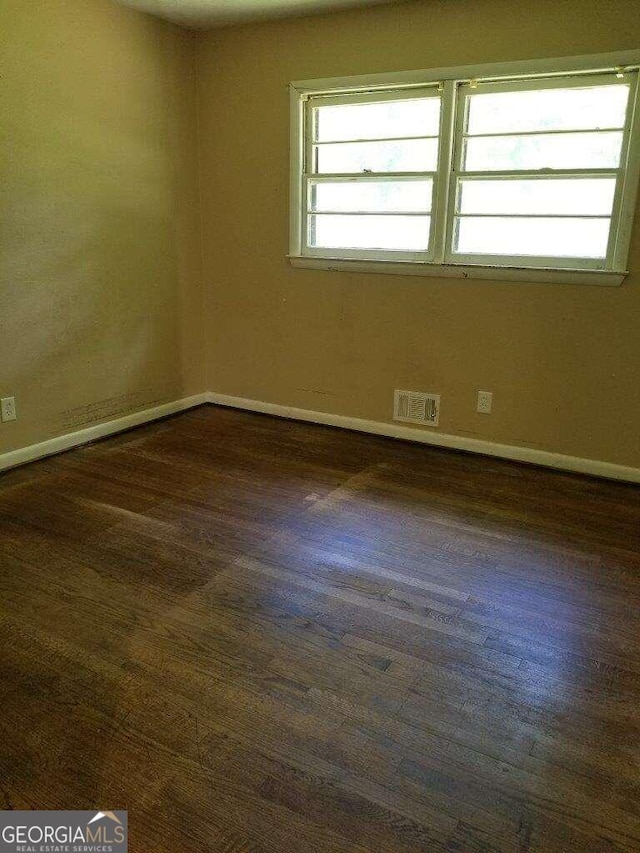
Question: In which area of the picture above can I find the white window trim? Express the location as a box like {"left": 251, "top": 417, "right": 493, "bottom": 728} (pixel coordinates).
{"left": 303, "top": 84, "right": 442, "bottom": 263}
{"left": 289, "top": 50, "right": 640, "bottom": 286}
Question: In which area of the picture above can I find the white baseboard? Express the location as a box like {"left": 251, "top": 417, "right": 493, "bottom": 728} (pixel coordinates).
{"left": 207, "top": 391, "right": 640, "bottom": 484}
{"left": 0, "top": 393, "right": 208, "bottom": 472}
{"left": 2, "top": 389, "right": 638, "bottom": 483}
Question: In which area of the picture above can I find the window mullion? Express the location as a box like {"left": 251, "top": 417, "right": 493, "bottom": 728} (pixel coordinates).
{"left": 432, "top": 80, "right": 457, "bottom": 264}
{"left": 442, "top": 81, "right": 467, "bottom": 264}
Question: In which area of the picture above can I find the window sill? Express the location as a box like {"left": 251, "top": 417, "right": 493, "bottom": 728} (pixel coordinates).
{"left": 287, "top": 256, "right": 627, "bottom": 286}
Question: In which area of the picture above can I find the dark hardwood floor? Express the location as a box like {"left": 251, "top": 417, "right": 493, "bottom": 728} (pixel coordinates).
{"left": 1, "top": 405, "right": 639, "bottom": 852}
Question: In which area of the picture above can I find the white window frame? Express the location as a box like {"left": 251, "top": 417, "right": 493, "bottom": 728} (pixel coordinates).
{"left": 288, "top": 50, "right": 640, "bottom": 286}
{"left": 303, "top": 85, "right": 443, "bottom": 263}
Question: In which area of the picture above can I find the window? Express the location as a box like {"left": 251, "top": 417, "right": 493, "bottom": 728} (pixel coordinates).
{"left": 289, "top": 52, "right": 640, "bottom": 284}
{"left": 306, "top": 90, "right": 441, "bottom": 259}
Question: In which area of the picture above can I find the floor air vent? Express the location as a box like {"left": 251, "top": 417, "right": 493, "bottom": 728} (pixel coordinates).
{"left": 394, "top": 389, "right": 440, "bottom": 427}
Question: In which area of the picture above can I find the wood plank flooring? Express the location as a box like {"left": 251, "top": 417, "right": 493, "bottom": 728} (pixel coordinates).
{"left": 1, "top": 405, "right": 639, "bottom": 852}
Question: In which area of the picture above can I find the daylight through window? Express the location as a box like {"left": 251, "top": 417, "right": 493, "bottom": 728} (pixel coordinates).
{"left": 290, "top": 58, "right": 640, "bottom": 280}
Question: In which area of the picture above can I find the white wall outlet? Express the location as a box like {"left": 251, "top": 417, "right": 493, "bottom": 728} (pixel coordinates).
{"left": 476, "top": 390, "right": 492, "bottom": 414}
{"left": 1, "top": 396, "right": 17, "bottom": 422}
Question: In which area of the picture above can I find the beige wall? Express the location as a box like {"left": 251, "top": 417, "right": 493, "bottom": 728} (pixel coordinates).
{"left": 196, "top": 0, "right": 640, "bottom": 468}
{"left": 2, "top": 0, "right": 639, "bottom": 470}
{"left": 1, "top": 0, "right": 205, "bottom": 455}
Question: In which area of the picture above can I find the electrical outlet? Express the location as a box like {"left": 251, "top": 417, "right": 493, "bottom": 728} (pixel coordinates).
{"left": 1, "top": 396, "right": 17, "bottom": 422}
{"left": 476, "top": 390, "right": 492, "bottom": 414}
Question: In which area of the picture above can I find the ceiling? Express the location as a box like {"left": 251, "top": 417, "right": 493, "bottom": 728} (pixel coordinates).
{"left": 116, "top": 0, "right": 404, "bottom": 28}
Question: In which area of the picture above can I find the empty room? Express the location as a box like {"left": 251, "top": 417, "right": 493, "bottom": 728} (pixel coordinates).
{"left": 1, "top": 0, "right": 640, "bottom": 850}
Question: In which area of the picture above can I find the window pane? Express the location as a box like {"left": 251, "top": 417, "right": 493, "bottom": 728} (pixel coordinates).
{"left": 310, "top": 179, "right": 433, "bottom": 213}
{"left": 463, "top": 131, "right": 623, "bottom": 171}
{"left": 458, "top": 178, "right": 617, "bottom": 215}
{"left": 309, "top": 214, "right": 430, "bottom": 250}
{"left": 315, "top": 97, "right": 441, "bottom": 142}
{"left": 467, "top": 85, "right": 629, "bottom": 134}
{"left": 315, "top": 138, "right": 438, "bottom": 174}
{"left": 454, "top": 216, "right": 610, "bottom": 258}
